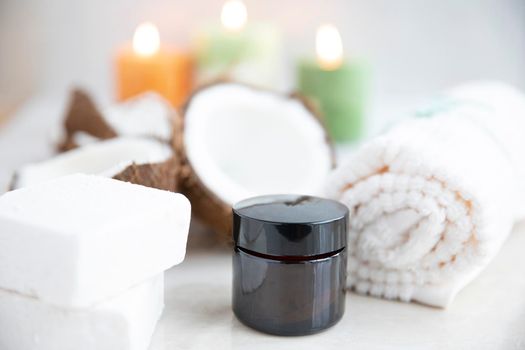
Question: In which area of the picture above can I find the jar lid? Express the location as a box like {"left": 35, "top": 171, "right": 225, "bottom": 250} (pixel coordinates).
{"left": 233, "top": 194, "right": 348, "bottom": 257}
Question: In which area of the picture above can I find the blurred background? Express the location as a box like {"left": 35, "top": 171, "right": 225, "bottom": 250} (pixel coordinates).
{"left": 1, "top": 0, "right": 524, "bottom": 107}
{"left": 1, "top": 0, "right": 524, "bottom": 183}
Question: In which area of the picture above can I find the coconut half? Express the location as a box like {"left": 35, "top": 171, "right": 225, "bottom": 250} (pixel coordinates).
{"left": 13, "top": 137, "right": 178, "bottom": 191}
{"left": 181, "top": 83, "right": 334, "bottom": 238}
{"left": 59, "top": 89, "right": 178, "bottom": 151}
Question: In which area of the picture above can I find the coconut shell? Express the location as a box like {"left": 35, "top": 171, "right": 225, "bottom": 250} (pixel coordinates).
{"left": 59, "top": 89, "right": 117, "bottom": 151}
{"left": 9, "top": 154, "right": 180, "bottom": 193}
{"left": 178, "top": 82, "right": 335, "bottom": 242}
{"left": 55, "top": 88, "right": 184, "bottom": 191}
{"left": 179, "top": 163, "right": 233, "bottom": 242}
{"left": 59, "top": 89, "right": 184, "bottom": 152}
{"left": 288, "top": 91, "right": 337, "bottom": 167}
{"left": 113, "top": 156, "right": 180, "bottom": 192}
{"left": 172, "top": 92, "right": 233, "bottom": 238}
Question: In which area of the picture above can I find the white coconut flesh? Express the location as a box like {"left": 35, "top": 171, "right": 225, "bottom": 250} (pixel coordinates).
{"left": 15, "top": 137, "right": 172, "bottom": 188}
{"left": 69, "top": 131, "right": 103, "bottom": 148}
{"left": 184, "top": 83, "right": 333, "bottom": 206}
{"left": 103, "top": 93, "right": 174, "bottom": 142}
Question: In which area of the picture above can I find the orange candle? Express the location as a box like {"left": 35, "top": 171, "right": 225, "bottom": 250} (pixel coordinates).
{"left": 116, "top": 22, "right": 193, "bottom": 108}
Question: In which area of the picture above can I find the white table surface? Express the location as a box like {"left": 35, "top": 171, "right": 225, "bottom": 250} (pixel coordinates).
{"left": 1, "top": 93, "right": 525, "bottom": 350}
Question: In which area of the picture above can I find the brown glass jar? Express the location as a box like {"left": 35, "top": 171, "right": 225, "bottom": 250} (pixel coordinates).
{"left": 232, "top": 194, "right": 348, "bottom": 336}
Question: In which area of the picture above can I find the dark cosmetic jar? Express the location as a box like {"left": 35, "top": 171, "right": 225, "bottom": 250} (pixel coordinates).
{"left": 232, "top": 194, "right": 348, "bottom": 336}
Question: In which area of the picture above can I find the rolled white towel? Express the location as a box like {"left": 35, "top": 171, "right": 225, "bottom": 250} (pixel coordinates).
{"left": 326, "top": 82, "right": 525, "bottom": 307}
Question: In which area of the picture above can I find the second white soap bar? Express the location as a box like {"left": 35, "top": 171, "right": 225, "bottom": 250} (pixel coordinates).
{"left": 0, "top": 174, "right": 190, "bottom": 308}
{"left": 0, "top": 274, "right": 164, "bottom": 350}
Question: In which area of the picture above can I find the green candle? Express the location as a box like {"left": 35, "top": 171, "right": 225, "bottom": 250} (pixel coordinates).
{"left": 194, "top": 0, "right": 282, "bottom": 88}
{"left": 298, "top": 25, "right": 369, "bottom": 143}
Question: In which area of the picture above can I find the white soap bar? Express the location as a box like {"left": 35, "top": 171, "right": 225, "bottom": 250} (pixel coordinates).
{"left": 0, "top": 174, "right": 190, "bottom": 308}
{"left": 0, "top": 274, "right": 164, "bottom": 350}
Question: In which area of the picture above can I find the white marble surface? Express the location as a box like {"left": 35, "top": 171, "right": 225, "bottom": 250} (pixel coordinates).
{"left": 155, "top": 226, "right": 525, "bottom": 350}
{"left": 1, "top": 94, "right": 525, "bottom": 349}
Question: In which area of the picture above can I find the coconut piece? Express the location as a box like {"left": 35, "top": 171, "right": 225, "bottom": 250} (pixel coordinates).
{"left": 13, "top": 137, "right": 178, "bottom": 191}
{"left": 59, "top": 89, "right": 178, "bottom": 150}
{"left": 103, "top": 92, "right": 175, "bottom": 143}
{"left": 180, "top": 83, "right": 335, "bottom": 240}
{"left": 59, "top": 89, "right": 117, "bottom": 151}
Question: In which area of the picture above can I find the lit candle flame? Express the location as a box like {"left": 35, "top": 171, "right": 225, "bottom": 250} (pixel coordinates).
{"left": 316, "top": 24, "right": 344, "bottom": 70}
{"left": 221, "top": 0, "right": 248, "bottom": 32}
{"left": 133, "top": 22, "right": 160, "bottom": 56}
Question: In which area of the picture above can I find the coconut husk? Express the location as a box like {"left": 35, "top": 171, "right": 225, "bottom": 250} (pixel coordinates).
{"left": 58, "top": 89, "right": 117, "bottom": 151}
{"left": 178, "top": 82, "right": 335, "bottom": 242}
{"left": 113, "top": 156, "right": 180, "bottom": 192}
